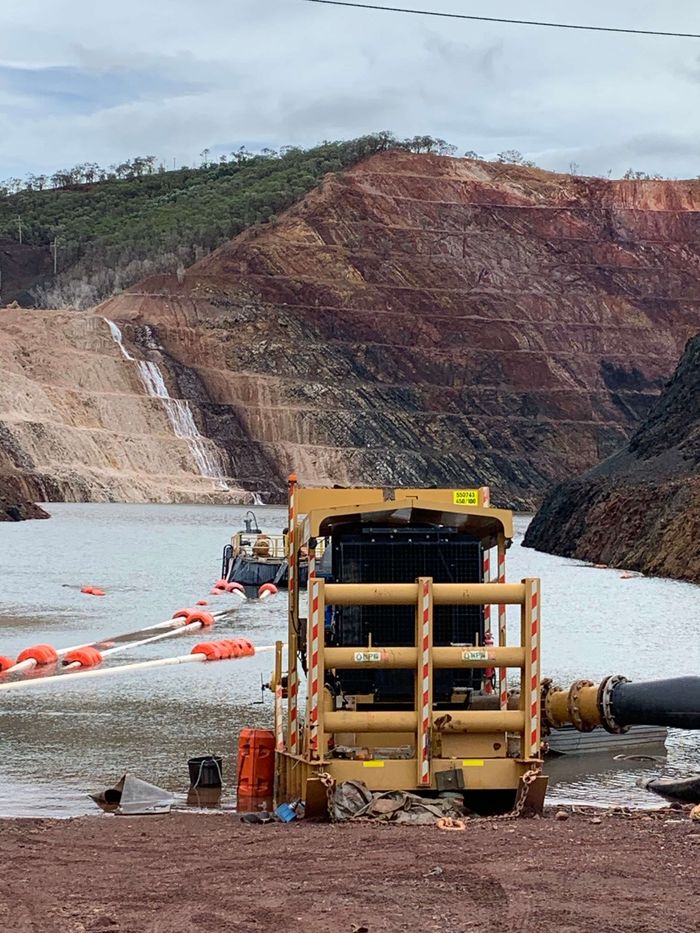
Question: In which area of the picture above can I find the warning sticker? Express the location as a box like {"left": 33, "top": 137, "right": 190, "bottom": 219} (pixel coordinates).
{"left": 452, "top": 489, "right": 479, "bottom": 506}
{"left": 462, "top": 759, "right": 484, "bottom": 767}
{"left": 362, "top": 761, "right": 385, "bottom": 768}
{"left": 354, "top": 651, "right": 382, "bottom": 663}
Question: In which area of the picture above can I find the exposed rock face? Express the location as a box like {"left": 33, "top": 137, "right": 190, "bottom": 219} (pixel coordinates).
{"left": 0, "top": 308, "right": 256, "bottom": 504}
{"left": 2, "top": 152, "right": 700, "bottom": 507}
{"left": 524, "top": 334, "right": 700, "bottom": 582}
{"left": 0, "top": 471, "right": 49, "bottom": 521}
{"left": 101, "top": 152, "right": 700, "bottom": 507}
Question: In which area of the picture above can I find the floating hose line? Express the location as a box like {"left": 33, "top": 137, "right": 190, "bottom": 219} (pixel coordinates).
{"left": 0, "top": 589, "right": 247, "bottom": 678}
{"left": 0, "top": 642, "right": 277, "bottom": 693}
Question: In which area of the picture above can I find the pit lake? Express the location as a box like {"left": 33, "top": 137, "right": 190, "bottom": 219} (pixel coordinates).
{"left": 0, "top": 503, "right": 697, "bottom": 816}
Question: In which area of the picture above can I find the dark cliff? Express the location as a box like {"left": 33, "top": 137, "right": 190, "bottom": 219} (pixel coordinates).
{"left": 524, "top": 334, "right": 700, "bottom": 581}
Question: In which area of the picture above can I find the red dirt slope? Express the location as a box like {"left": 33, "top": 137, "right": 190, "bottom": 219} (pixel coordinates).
{"left": 72, "top": 153, "right": 700, "bottom": 504}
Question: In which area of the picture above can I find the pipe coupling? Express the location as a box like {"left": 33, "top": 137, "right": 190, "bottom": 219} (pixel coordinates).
{"left": 597, "top": 674, "right": 630, "bottom": 734}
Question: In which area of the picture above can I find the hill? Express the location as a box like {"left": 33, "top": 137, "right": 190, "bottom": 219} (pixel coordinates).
{"left": 523, "top": 333, "right": 700, "bottom": 582}
{"left": 1, "top": 150, "right": 700, "bottom": 511}
{"left": 0, "top": 135, "right": 442, "bottom": 308}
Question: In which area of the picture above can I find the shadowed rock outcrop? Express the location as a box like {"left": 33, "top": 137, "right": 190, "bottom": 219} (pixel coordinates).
{"left": 524, "top": 334, "right": 700, "bottom": 582}
{"left": 2, "top": 152, "right": 700, "bottom": 507}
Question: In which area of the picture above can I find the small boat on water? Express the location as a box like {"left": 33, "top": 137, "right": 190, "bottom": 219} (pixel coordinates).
{"left": 220, "top": 511, "right": 324, "bottom": 591}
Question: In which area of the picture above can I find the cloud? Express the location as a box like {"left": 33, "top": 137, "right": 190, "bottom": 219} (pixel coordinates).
{"left": 0, "top": 63, "right": 206, "bottom": 115}
{"left": 0, "top": 0, "right": 698, "bottom": 179}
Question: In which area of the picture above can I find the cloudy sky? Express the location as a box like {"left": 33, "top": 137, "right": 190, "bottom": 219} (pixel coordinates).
{"left": 1, "top": 0, "right": 699, "bottom": 180}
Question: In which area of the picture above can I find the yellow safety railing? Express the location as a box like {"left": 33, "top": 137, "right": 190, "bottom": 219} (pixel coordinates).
{"left": 305, "top": 577, "right": 541, "bottom": 786}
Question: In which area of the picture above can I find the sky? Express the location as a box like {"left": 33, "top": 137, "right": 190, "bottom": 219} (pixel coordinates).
{"left": 0, "top": 0, "right": 699, "bottom": 180}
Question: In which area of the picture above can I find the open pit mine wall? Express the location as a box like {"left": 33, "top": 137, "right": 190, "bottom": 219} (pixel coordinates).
{"left": 524, "top": 334, "right": 700, "bottom": 583}
{"left": 3, "top": 151, "right": 700, "bottom": 511}
{"left": 99, "top": 152, "right": 700, "bottom": 508}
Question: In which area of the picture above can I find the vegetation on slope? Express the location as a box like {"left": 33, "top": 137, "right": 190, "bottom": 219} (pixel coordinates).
{"left": 0, "top": 133, "right": 454, "bottom": 308}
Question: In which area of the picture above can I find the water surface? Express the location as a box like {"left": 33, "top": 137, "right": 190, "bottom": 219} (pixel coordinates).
{"left": 0, "top": 505, "right": 697, "bottom": 816}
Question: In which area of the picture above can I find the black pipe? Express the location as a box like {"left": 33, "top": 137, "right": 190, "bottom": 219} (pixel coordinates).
{"left": 611, "top": 676, "right": 700, "bottom": 730}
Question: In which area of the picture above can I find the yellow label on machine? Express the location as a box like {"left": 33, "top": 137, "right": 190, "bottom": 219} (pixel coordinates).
{"left": 452, "top": 489, "right": 479, "bottom": 506}
{"left": 462, "top": 759, "right": 484, "bottom": 767}
{"left": 362, "top": 761, "right": 385, "bottom": 768}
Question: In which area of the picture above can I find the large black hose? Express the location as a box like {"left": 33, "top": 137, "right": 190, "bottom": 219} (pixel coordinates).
{"left": 611, "top": 676, "right": 700, "bottom": 730}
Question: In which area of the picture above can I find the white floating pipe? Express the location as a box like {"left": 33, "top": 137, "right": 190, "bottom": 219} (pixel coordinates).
{"left": 61, "top": 618, "right": 208, "bottom": 671}
{"left": 0, "top": 645, "right": 276, "bottom": 693}
{"left": 2, "top": 593, "right": 246, "bottom": 677}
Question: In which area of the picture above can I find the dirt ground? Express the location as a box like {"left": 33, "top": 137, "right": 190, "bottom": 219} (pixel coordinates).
{"left": 0, "top": 807, "right": 697, "bottom": 933}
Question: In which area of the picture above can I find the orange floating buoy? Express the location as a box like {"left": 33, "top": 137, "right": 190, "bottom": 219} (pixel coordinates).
{"left": 196, "top": 599, "right": 209, "bottom": 606}
{"left": 209, "top": 588, "right": 223, "bottom": 596}
{"left": 620, "top": 573, "right": 634, "bottom": 580}
{"left": 63, "top": 646, "right": 103, "bottom": 668}
{"left": 225, "top": 581, "right": 245, "bottom": 594}
{"left": 91, "top": 588, "right": 106, "bottom": 597}
{"left": 191, "top": 641, "right": 223, "bottom": 660}
{"left": 220, "top": 639, "right": 243, "bottom": 659}
{"left": 172, "top": 608, "right": 193, "bottom": 621}
{"left": 237, "top": 638, "right": 255, "bottom": 657}
{"left": 185, "top": 610, "right": 215, "bottom": 628}
{"left": 80, "top": 586, "right": 94, "bottom": 595}
{"left": 16, "top": 644, "right": 59, "bottom": 666}
{"left": 258, "top": 583, "right": 278, "bottom": 598}
{"left": 195, "top": 611, "right": 217, "bottom": 627}
{"left": 214, "top": 579, "right": 228, "bottom": 589}
{"left": 0, "top": 656, "right": 16, "bottom": 672}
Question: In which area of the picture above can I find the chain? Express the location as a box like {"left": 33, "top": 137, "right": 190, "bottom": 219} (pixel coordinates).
{"left": 317, "top": 770, "right": 336, "bottom": 819}
{"left": 477, "top": 764, "right": 542, "bottom": 822}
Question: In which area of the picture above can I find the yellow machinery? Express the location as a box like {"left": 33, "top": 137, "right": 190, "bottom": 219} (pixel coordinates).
{"left": 272, "top": 477, "right": 548, "bottom": 815}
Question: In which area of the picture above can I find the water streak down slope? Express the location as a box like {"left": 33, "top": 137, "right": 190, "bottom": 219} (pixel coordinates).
{"left": 0, "top": 310, "right": 251, "bottom": 504}
{"left": 104, "top": 319, "right": 227, "bottom": 484}
{"left": 100, "top": 151, "right": 700, "bottom": 507}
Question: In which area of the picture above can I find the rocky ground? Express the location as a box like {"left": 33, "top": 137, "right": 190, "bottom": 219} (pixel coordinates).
{"left": 525, "top": 334, "right": 700, "bottom": 582}
{"left": 0, "top": 807, "right": 697, "bottom": 932}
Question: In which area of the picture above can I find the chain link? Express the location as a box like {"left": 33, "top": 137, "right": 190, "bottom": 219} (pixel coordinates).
{"left": 317, "top": 770, "right": 336, "bottom": 818}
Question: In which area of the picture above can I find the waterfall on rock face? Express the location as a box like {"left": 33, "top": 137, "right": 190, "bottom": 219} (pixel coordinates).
{"left": 252, "top": 492, "right": 264, "bottom": 505}
{"left": 105, "top": 319, "right": 134, "bottom": 362}
{"left": 103, "top": 318, "right": 228, "bottom": 487}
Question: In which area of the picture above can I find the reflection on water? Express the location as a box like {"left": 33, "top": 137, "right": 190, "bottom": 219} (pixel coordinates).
{"left": 0, "top": 505, "right": 698, "bottom": 816}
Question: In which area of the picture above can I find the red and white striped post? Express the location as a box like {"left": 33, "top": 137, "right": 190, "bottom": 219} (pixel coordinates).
{"left": 481, "top": 546, "right": 495, "bottom": 694}
{"left": 498, "top": 539, "right": 508, "bottom": 710}
{"left": 274, "top": 685, "right": 285, "bottom": 752}
{"left": 287, "top": 473, "right": 299, "bottom": 755}
{"left": 523, "top": 578, "right": 541, "bottom": 759}
{"left": 307, "top": 539, "right": 316, "bottom": 582}
{"left": 416, "top": 578, "right": 433, "bottom": 786}
{"left": 308, "top": 577, "right": 324, "bottom": 758}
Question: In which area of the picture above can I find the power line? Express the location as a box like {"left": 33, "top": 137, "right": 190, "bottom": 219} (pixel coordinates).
{"left": 301, "top": 0, "right": 700, "bottom": 39}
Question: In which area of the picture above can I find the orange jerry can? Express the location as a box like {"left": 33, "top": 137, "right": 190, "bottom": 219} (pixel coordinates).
{"left": 237, "top": 728, "right": 276, "bottom": 797}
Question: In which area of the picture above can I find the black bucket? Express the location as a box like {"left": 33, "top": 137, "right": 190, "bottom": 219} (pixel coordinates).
{"left": 188, "top": 755, "right": 223, "bottom": 789}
